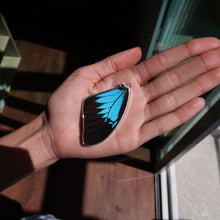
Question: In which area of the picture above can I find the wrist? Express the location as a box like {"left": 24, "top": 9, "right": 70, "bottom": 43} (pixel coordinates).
{"left": 20, "top": 112, "right": 58, "bottom": 171}
{"left": 0, "top": 112, "right": 58, "bottom": 171}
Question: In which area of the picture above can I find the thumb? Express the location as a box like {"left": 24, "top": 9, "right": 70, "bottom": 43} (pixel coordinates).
{"left": 89, "top": 47, "right": 142, "bottom": 81}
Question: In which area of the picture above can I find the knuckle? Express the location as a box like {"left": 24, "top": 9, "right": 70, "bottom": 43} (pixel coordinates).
{"left": 165, "top": 93, "right": 177, "bottom": 110}
{"left": 184, "top": 37, "right": 220, "bottom": 57}
{"left": 157, "top": 51, "right": 169, "bottom": 70}
{"left": 167, "top": 70, "right": 182, "bottom": 89}
{"left": 153, "top": 120, "right": 164, "bottom": 136}
{"left": 194, "top": 78, "right": 205, "bottom": 94}
{"left": 200, "top": 48, "right": 220, "bottom": 69}
{"left": 183, "top": 40, "right": 196, "bottom": 57}
{"left": 107, "top": 57, "right": 119, "bottom": 72}
{"left": 145, "top": 103, "right": 153, "bottom": 120}
{"left": 173, "top": 111, "right": 184, "bottom": 124}
{"left": 198, "top": 53, "right": 212, "bottom": 71}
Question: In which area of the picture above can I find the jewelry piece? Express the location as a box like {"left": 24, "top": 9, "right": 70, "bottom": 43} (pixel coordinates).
{"left": 82, "top": 83, "right": 131, "bottom": 146}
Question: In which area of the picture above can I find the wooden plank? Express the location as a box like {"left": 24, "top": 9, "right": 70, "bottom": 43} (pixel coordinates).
{"left": 82, "top": 161, "right": 155, "bottom": 220}
{"left": 0, "top": 40, "right": 155, "bottom": 219}
{"left": 0, "top": 40, "right": 66, "bottom": 213}
{"left": 1, "top": 169, "right": 49, "bottom": 213}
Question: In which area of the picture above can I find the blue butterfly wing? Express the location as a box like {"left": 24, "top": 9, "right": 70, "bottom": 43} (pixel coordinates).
{"left": 82, "top": 86, "right": 129, "bottom": 146}
{"left": 96, "top": 89, "right": 124, "bottom": 127}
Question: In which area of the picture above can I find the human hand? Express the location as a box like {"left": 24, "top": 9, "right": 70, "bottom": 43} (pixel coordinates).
{"left": 44, "top": 37, "right": 220, "bottom": 160}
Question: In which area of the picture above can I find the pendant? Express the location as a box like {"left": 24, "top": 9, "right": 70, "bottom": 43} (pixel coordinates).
{"left": 82, "top": 83, "right": 131, "bottom": 146}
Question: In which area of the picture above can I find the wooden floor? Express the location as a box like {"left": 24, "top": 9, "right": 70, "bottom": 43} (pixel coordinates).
{"left": 0, "top": 41, "right": 155, "bottom": 220}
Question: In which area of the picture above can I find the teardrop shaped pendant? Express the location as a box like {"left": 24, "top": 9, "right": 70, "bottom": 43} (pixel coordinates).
{"left": 82, "top": 83, "right": 131, "bottom": 146}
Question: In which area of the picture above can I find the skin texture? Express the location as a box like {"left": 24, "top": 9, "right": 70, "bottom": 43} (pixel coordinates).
{"left": 45, "top": 37, "right": 220, "bottom": 158}
{"left": 0, "top": 37, "right": 220, "bottom": 190}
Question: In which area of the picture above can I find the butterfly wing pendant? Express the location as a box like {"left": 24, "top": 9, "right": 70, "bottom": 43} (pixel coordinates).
{"left": 82, "top": 83, "right": 131, "bottom": 146}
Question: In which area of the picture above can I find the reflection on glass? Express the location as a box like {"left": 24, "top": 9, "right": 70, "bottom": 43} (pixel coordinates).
{"left": 149, "top": 0, "right": 220, "bottom": 160}
{"left": 0, "top": 13, "right": 21, "bottom": 113}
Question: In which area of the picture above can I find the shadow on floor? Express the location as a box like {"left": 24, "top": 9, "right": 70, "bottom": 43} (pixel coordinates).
{"left": 42, "top": 158, "right": 101, "bottom": 220}
{"left": 0, "top": 195, "right": 27, "bottom": 220}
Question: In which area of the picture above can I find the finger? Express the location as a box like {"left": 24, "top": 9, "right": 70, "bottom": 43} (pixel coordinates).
{"left": 144, "top": 47, "right": 220, "bottom": 101}
{"left": 132, "top": 37, "right": 220, "bottom": 84}
{"left": 145, "top": 66, "right": 220, "bottom": 121}
{"left": 139, "top": 97, "right": 205, "bottom": 145}
{"left": 86, "top": 47, "right": 142, "bottom": 81}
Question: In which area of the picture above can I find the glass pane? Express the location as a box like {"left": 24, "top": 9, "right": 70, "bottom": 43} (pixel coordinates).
{"left": 0, "top": 13, "right": 21, "bottom": 113}
{"left": 149, "top": 0, "right": 220, "bottom": 161}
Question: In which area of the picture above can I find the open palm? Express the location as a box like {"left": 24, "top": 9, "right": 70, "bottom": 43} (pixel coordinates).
{"left": 45, "top": 37, "right": 220, "bottom": 159}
